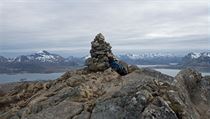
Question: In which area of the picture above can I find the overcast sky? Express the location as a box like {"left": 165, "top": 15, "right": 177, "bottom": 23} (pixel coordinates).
{"left": 0, "top": 0, "right": 209, "bottom": 57}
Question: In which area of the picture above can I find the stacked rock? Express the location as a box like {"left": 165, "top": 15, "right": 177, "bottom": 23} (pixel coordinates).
{"left": 85, "top": 33, "right": 113, "bottom": 71}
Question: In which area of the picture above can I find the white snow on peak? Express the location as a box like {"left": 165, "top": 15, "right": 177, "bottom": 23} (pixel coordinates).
{"left": 189, "top": 52, "right": 201, "bottom": 59}
{"left": 22, "top": 50, "right": 62, "bottom": 63}
{"left": 36, "top": 55, "right": 56, "bottom": 62}
{"left": 37, "top": 50, "right": 45, "bottom": 54}
{"left": 8, "top": 58, "right": 15, "bottom": 63}
{"left": 36, "top": 50, "right": 49, "bottom": 54}
{"left": 187, "top": 52, "right": 210, "bottom": 59}
{"left": 29, "top": 50, "right": 58, "bottom": 62}
{"left": 84, "top": 55, "right": 91, "bottom": 60}
{"left": 121, "top": 53, "right": 174, "bottom": 59}
{"left": 202, "top": 52, "right": 210, "bottom": 57}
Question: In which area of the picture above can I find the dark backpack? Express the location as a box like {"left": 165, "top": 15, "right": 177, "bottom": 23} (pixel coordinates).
{"left": 109, "top": 59, "right": 128, "bottom": 76}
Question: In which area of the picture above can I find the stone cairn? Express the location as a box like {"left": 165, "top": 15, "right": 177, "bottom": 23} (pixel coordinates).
{"left": 85, "top": 33, "right": 113, "bottom": 71}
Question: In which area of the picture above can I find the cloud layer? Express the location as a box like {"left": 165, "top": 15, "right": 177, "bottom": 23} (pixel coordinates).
{"left": 0, "top": 0, "right": 209, "bottom": 57}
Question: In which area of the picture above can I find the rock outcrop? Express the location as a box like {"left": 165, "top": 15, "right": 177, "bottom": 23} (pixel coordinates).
{"left": 0, "top": 68, "right": 209, "bottom": 119}
{"left": 85, "top": 33, "right": 113, "bottom": 71}
{"left": 0, "top": 34, "right": 209, "bottom": 119}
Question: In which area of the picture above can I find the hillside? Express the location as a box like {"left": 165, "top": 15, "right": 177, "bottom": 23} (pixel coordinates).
{"left": 0, "top": 67, "right": 209, "bottom": 119}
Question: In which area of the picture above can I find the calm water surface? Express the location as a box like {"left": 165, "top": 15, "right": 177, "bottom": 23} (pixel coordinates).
{"left": 1, "top": 67, "right": 210, "bottom": 83}
{"left": 138, "top": 65, "right": 210, "bottom": 77}
{"left": 0, "top": 72, "right": 64, "bottom": 84}
{"left": 154, "top": 68, "right": 210, "bottom": 77}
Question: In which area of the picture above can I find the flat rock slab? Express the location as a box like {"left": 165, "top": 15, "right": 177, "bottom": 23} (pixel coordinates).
{"left": 24, "top": 101, "right": 83, "bottom": 119}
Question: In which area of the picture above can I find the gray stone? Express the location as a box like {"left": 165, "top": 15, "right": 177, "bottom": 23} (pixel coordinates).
{"left": 141, "top": 97, "right": 178, "bottom": 119}
{"left": 72, "top": 111, "right": 90, "bottom": 119}
{"left": 86, "top": 33, "right": 113, "bottom": 72}
{"left": 24, "top": 101, "right": 83, "bottom": 119}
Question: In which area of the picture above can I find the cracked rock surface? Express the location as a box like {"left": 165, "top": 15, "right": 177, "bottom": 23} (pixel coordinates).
{"left": 0, "top": 68, "right": 209, "bottom": 119}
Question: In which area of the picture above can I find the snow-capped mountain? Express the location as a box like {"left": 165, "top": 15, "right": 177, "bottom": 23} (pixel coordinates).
{"left": 118, "top": 53, "right": 182, "bottom": 65}
{"left": 182, "top": 52, "right": 210, "bottom": 67}
{"left": 118, "top": 53, "right": 175, "bottom": 60}
{"left": 184, "top": 52, "right": 210, "bottom": 59}
{"left": 202, "top": 52, "right": 210, "bottom": 57}
{"left": 186, "top": 52, "right": 201, "bottom": 59}
{"left": 12, "top": 50, "right": 65, "bottom": 63}
{"left": 1, "top": 51, "right": 209, "bottom": 73}
{"left": 0, "top": 50, "right": 84, "bottom": 73}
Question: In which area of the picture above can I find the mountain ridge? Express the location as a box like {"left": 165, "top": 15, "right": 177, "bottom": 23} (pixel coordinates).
{"left": 0, "top": 50, "right": 83, "bottom": 74}
{"left": 1, "top": 51, "right": 210, "bottom": 73}
{"left": 182, "top": 52, "right": 210, "bottom": 67}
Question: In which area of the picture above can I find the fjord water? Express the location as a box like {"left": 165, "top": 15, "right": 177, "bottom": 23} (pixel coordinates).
{"left": 154, "top": 68, "right": 210, "bottom": 77}
{"left": 138, "top": 65, "right": 210, "bottom": 77}
{"left": 0, "top": 68, "right": 210, "bottom": 84}
{"left": 0, "top": 72, "right": 64, "bottom": 84}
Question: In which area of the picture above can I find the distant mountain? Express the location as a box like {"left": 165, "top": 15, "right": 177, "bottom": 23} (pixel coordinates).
{"left": 1, "top": 51, "right": 209, "bottom": 73}
{"left": 11, "top": 50, "right": 65, "bottom": 63}
{"left": 0, "top": 56, "right": 7, "bottom": 63}
{"left": 118, "top": 53, "right": 182, "bottom": 65}
{"left": 182, "top": 52, "right": 210, "bottom": 67}
{"left": 118, "top": 53, "right": 174, "bottom": 59}
{"left": 0, "top": 50, "right": 83, "bottom": 73}
{"left": 65, "top": 56, "right": 84, "bottom": 66}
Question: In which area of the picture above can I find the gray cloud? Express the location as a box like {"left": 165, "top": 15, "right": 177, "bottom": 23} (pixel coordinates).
{"left": 0, "top": 0, "right": 209, "bottom": 57}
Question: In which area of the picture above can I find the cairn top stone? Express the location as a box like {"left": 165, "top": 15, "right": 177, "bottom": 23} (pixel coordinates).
{"left": 94, "top": 33, "right": 105, "bottom": 42}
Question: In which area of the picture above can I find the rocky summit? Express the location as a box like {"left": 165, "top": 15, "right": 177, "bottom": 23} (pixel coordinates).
{"left": 0, "top": 34, "right": 210, "bottom": 119}
{"left": 0, "top": 68, "right": 210, "bottom": 119}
